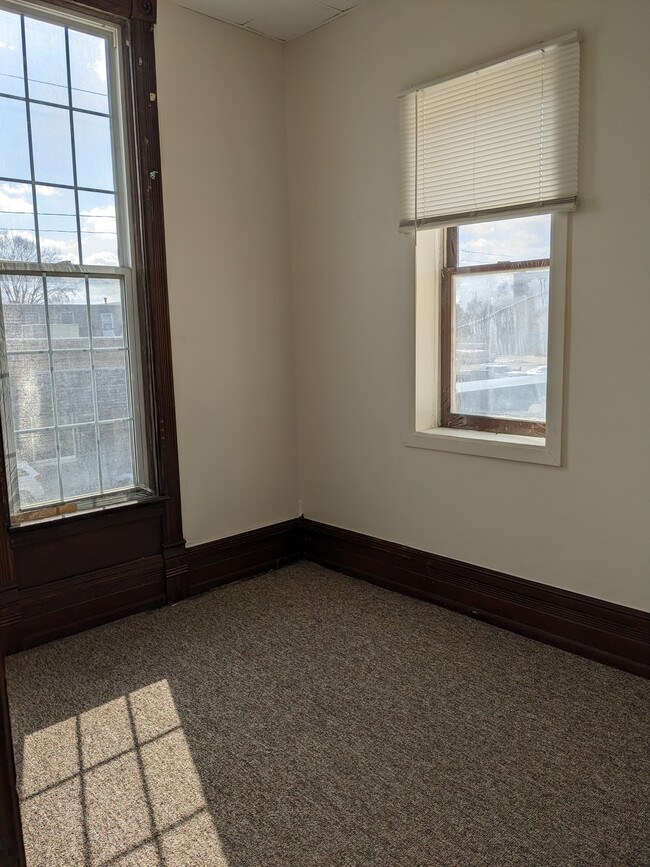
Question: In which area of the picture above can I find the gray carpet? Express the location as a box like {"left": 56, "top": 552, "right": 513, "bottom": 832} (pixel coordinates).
{"left": 6, "top": 561, "right": 650, "bottom": 867}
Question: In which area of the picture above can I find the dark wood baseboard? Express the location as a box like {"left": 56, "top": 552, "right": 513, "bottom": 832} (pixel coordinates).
{"left": 5, "top": 513, "right": 647, "bottom": 670}
{"left": 1, "top": 517, "right": 303, "bottom": 654}
{"left": 303, "top": 519, "right": 650, "bottom": 678}
{"left": 187, "top": 518, "right": 304, "bottom": 596}
{"left": 19, "top": 555, "right": 167, "bottom": 651}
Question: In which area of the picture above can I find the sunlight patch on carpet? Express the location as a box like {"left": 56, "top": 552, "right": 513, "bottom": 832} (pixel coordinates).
{"left": 20, "top": 679, "right": 228, "bottom": 867}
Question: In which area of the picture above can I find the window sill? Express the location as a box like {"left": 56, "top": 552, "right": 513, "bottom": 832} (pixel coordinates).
{"left": 405, "top": 427, "right": 561, "bottom": 465}
{"left": 8, "top": 493, "right": 166, "bottom": 534}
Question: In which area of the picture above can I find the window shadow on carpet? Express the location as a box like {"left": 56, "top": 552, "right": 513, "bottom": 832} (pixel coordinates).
{"left": 18, "top": 679, "right": 229, "bottom": 866}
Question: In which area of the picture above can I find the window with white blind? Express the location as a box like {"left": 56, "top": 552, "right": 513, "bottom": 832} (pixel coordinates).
{"left": 402, "top": 34, "right": 580, "bottom": 464}
{"left": 0, "top": 0, "right": 153, "bottom": 521}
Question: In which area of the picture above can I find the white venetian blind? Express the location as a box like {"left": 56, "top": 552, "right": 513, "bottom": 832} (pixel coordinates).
{"left": 399, "top": 34, "right": 580, "bottom": 230}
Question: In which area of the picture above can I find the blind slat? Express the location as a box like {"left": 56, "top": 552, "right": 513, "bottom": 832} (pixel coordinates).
{"left": 400, "top": 37, "right": 580, "bottom": 228}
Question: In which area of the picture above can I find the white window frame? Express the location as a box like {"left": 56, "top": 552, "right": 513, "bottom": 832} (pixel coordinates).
{"left": 405, "top": 212, "right": 568, "bottom": 466}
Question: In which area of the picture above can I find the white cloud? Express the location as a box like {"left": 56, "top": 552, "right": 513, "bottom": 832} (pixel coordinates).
{"left": 459, "top": 215, "right": 551, "bottom": 263}
{"left": 83, "top": 250, "right": 119, "bottom": 267}
{"left": 35, "top": 186, "right": 61, "bottom": 198}
{"left": 80, "top": 205, "right": 116, "bottom": 234}
{"left": 0, "top": 182, "right": 33, "bottom": 215}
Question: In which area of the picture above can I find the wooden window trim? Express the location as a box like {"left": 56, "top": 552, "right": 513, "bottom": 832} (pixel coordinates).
{"left": 0, "top": 0, "right": 184, "bottom": 542}
{"left": 440, "top": 226, "right": 548, "bottom": 438}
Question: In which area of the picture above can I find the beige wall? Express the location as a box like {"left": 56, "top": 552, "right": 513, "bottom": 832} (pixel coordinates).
{"left": 156, "top": 0, "right": 299, "bottom": 546}
{"left": 285, "top": 0, "right": 650, "bottom": 610}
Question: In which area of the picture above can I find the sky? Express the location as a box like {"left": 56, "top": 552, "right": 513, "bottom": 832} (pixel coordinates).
{"left": 458, "top": 214, "right": 551, "bottom": 265}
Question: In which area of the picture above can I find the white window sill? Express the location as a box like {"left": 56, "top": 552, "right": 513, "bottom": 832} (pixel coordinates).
{"left": 405, "top": 427, "right": 561, "bottom": 465}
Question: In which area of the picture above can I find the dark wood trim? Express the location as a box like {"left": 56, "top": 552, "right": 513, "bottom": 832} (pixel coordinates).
{"left": 19, "top": 554, "right": 166, "bottom": 650}
{"left": 164, "top": 542, "right": 189, "bottom": 603}
{"left": 303, "top": 520, "right": 650, "bottom": 678}
{"left": 0, "top": 654, "right": 25, "bottom": 867}
{"left": 32, "top": 0, "right": 156, "bottom": 24}
{"left": 186, "top": 518, "right": 304, "bottom": 596}
{"left": 2, "top": 518, "right": 302, "bottom": 652}
{"left": 126, "top": 13, "right": 184, "bottom": 553}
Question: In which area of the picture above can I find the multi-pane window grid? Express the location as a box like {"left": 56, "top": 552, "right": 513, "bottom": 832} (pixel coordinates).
{"left": 441, "top": 224, "right": 551, "bottom": 437}
{"left": 0, "top": 4, "right": 140, "bottom": 515}
{"left": 2, "top": 274, "right": 136, "bottom": 511}
{"left": 0, "top": 8, "right": 119, "bottom": 265}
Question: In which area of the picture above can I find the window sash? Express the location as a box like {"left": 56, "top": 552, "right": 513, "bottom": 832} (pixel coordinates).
{"left": 0, "top": 266, "right": 151, "bottom": 517}
{"left": 440, "top": 226, "right": 549, "bottom": 437}
{"left": 0, "top": 0, "right": 132, "bottom": 267}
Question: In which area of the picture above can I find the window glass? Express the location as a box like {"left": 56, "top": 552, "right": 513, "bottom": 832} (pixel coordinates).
{"left": 452, "top": 267, "right": 549, "bottom": 421}
{"left": 30, "top": 102, "right": 75, "bottom": 185}
{"left": 68, "top": 28, "right": 108, "bottom": 114}
{"left": 24, "top": 16, "right": 68, "bottom": 105}
{"left": 0, "top": 182, "right": 35, "bottom": 248}
{"left": 0, "top": 9, "right": 24, "bottom": 97}
{"left": 457, "top": 215, "right": 551, "bottom": 266}
{"left": 0, "top": 3, "right": 147, "bottom": 518}
{"left": 0, "top": 97, "right": 30, "bottom": 178}
{"left": 73, "top": 111, "right": 114, "bottom": 190}
{"left": 36, "top": 185, "right": 79, "bottom": 263}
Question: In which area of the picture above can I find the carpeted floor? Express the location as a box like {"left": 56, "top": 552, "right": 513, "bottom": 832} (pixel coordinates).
{"left": 5, "top": 561, "right": 650, "bottom": 867}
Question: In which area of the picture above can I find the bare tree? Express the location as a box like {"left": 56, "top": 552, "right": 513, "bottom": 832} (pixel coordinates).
{"left": 0, "top": 232, "right": 77, "bottom": 304}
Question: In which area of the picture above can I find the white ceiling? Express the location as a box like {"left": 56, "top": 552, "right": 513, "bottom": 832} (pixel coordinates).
{"left": 173, "top": 0, "right": 365, "bottom": 42}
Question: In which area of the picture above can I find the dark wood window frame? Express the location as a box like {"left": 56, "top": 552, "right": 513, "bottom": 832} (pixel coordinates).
{"left": 441, "top": 225, "right": 549, "bottom": 438}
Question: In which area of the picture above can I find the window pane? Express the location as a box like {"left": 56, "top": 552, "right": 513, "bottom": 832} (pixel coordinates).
{"left": 2, "top": 273, "right": 46, "bottom": 312}
{"left": 99, "top": 419, "right": 133, "bottom": 490}
{"left": 453, "top": 267, "right": 549, "bottom": 422}
{"left": 79, "top": 192, "right": 118, "bottom": 266}
{"left": 0, "top": 96, "right": 31, "bottom": 179}
{"left": 0, "top": 182, "right": 35, "bottom": 244}
{"left": 31, "top": 102, "right": 74, "bottom": 185}
{"left": 457, "top": 215, "right": 551, "bottom": 266}
{"left": 0, "top": 10, "right": 24, "bottom": 98}
{"left": 15, "top": 429, "right": 59, "bottom": 506}
{"left": 89, "top": 278, "right": 124, "bottom": 346}
{"left": 69, "top": 29, "right": 108, "bottom": 114}
{"left": 2, "top": 285, "right": 47, "bottom": 350}
{"left": 36, "top": 185, "right": 80, "bottom": 264}
{"left": 8, "top": 351, "right": 53, "bottom": 429}
{"left": 59, "top": 424, "right": 100, "bottom": 499}
{"left": 95, "top": 350, "right": 129, "bottom": 421}
{"left": 24, "top": 17, "right": 68, "bottom": 105}
{"left": 53, "top": 351, "right": 94, "bottom": 425}
{"left": 73, "top": 111, "right": 114, "bottom": 191}
{"left": 47, "top": 277, "right": 89, "bottom": 347}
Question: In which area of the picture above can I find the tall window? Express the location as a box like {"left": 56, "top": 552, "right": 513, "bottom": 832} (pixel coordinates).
{"left": 401, "top": 34, "right": 580, "bottom": 464}
{"left": 0, "top": 0, "right": 151, "bottom": 519}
